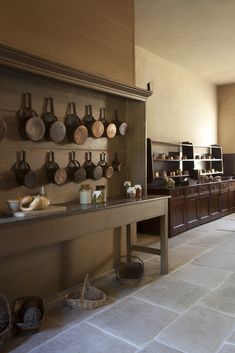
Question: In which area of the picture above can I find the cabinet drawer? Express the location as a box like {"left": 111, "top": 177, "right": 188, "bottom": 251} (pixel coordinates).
{"left": 229, "top": 181, "right": 235, "bottom": 191}
{"left": 198, "top": 185, "right": 209, "bottom": 195}
{"left": 185, "top": 186, "right": 197, "bottom": 197}
{"left": 220, "top": 182, "right": 228, "bottom": 192}
{"left": 170, "top": 189, "right": 184, "bottom": 198}
{"left": 210, "top": 183, "right": 220, "bottom": 193}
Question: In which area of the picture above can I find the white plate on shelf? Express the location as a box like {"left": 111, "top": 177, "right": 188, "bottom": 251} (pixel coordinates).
{"left": 8, "top": 206, "right": 66, "bottom": 218}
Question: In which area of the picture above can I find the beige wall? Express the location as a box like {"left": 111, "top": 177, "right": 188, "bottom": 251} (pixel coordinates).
{"left": 0, "top": 0, "right": 135, "bottom": 85}
{"left": 135, "top": 46, "right": 217, "bottom": 145}
{"left": 218, "top": 84, "right": 235, "bottom": 153}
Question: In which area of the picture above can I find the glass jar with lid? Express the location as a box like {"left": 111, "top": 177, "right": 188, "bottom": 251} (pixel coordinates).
{"left": 96, "top": 185, "right": 107, "bottom": 203}
{"left": 79, "top": 184, "right": 92, "bottom": 204}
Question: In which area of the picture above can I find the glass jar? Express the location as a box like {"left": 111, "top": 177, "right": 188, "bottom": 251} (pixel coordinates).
{"left": 96, "top": 185, "right": 107, "bottom": 203}
{"left": 79, "top": 184, "right": 92, "bottom": 204}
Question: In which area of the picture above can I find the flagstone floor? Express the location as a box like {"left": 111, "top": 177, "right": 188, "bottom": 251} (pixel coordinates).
{"left": 7, "top": 214, "right": 235, "bottom": 353}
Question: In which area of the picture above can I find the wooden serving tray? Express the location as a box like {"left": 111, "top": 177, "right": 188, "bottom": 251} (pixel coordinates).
{"left": 8, "top": 205, "right": 66, "bottom": 218}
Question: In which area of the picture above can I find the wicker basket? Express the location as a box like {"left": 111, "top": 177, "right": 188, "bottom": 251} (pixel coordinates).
{"left": 0, "top": 294, "right": 11, "bottom": 353}
{"left": 65, "top": 274, "right": 107, "bottom": 310}
{"left": 115, "top": 255, "right": 144, "bottom": 286}
{"left": 13, "top": 296, "right": 44, "bottom": 334}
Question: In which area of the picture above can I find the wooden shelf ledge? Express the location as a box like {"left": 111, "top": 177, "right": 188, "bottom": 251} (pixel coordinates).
{"left": 0, "top": 44, "right": 152, "bottom": 102}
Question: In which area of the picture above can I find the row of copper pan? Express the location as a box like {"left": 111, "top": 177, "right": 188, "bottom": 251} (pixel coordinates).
{"left": 19, "top": 93, "right": 127, "bottom": 143}
{"left": 14, "top": 150, "right": 122, "bottom": 188}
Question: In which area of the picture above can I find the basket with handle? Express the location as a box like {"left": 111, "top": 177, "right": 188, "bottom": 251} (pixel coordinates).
{"left": 65, "top": 274, "right": 107, "bottom": 310}
{"left": 0, "top": 294, "right": 11, "bottom": 353}
{"left": 115, "top": 255, "right": 144, "bottom": 286}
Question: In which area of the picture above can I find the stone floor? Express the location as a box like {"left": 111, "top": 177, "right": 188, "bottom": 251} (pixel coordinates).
{"left": 7, "top": 214, "right": 235, "bottom": 353}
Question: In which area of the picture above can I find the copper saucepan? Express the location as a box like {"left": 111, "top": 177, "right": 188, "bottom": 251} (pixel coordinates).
{"left": 65, "top": 102, "right": 88, "bottom": 145}
{"left": 18, "top": 92, "right": 45, "bottom": 141}
{"left": 46, "top": 151, "right": 67, "bottom": 185}
{"left": 42, "top": 97, "right": 66, "bottom": 143}
{"left": 14, "top": 150, "right": 38, "bottom": 188}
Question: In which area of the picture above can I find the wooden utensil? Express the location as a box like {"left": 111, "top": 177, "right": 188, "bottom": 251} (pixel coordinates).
{"left": 112, "top": 110, "right": 127, "bottom": 136}
{"left": 65, "top": 102, "right": 88, "bottom": 145}
{"left": 98, "top": 152, "right": 114, "bottom": 179}
{"left": 46, "top": 151, "right": 67, "bottom": 185}
{"left": 67, "top": 151, "right": 86, "bottom": 183}
{"left": 83, "top": 151, "right": 103, "bottom": 180}
{"left": 42, "top": 97, "right": 66, "bottom": 143}
{"left": 18, "top": 92, "right": 45, "bottom": 141}
{"left": 83, "top": 105, "right": 104, "bottom": 138}
{"left": 14, "top": 150, "right": 38, "bottom": 188}
{"left": 99, "top": 107, "right": 116, "bottom": 139}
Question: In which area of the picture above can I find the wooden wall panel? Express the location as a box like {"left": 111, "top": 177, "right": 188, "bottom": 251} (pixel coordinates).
{"left": 0, "top": 229, "right": 114, "bottom": 303}
{"left": 0, "top": 67, "right": 128, "bottom": 209}
{"left": 0, "top": 64, "right": 137, "bottom": 301}
{"left": 0, "top": 0, "right": 135, "bottom": 85}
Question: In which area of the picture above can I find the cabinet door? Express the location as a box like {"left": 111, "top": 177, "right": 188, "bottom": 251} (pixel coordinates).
{"left": 199, "top": 195, "right": 210, "bottom": 223}
{"left": 228, "top": 191, "right": 235, "bottom": 210}
{"left": 209, "top": 193, "right": 220, "bottom": 220}
{"left": 219, "top": 192, "right": 229, "bottom": 214}
{"left": 228, "top": 182, "right": 235, "bottom": 211}
{"left": 169, "top": 196, "right": 185, "bottom": 236}
{"left": 185, "top": 196, "right": 199, "bottom": 229}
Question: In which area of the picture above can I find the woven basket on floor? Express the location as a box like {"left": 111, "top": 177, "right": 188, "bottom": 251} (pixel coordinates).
{"left": 115, "top": 255, "right": 144, "bottom": 286}
{"left": 13, "top": 296, "right": 44, "bottom": 334}
{"left": 65, "top": 274, "right": 107, "bottom": 310}
{"left": 0, "top": 294, "right": 11, "bottom": 353}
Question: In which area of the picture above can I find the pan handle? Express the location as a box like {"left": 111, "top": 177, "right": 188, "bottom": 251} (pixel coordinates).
{"left": 24, "top": 92, "right": 32, "bottom": 110}
{"left": 72, "top": 151, "right": 76, "bottom": 162}
{"left": 72, "top": 102, "right": 77, "bottom": 116}
{"left": 47, "top": 150, "right": 55, "bottom": 165}
{"left": 49, "top": 97, "right": 55, "bottom": 115}
{"left": 86, "top": 151, "right": 92, "bottom": 163}
{"left": 20, "top": 149, "right": 26, "bottom": 163}
{"left": 69, "top": 151, "right": 73, "bottom": 163}
{"left": 72, "top": 151, "right": 80, "bottom": 167}
{"left": 47, "top": 150, "right": 59, "bottom": 169}
{"left": 18, "top": 150, "right": 30, "bottom": 170}
{"left": 51, "top": 150, "right": 55, "bottom": 163}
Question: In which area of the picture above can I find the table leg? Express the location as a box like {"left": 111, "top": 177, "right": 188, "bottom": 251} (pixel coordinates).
{"left": 113, "top": 227, "right": 122, "bottom": 267}
{"left": 126, "top": 224, "right": 131, "bottom": 261}
{"left": 160, "top": 214, "right": 168, "bottom": 274}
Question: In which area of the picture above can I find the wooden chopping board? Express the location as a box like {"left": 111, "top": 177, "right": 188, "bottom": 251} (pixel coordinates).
{"left": 9, "top": 205, "right": 66, "bottom": 218}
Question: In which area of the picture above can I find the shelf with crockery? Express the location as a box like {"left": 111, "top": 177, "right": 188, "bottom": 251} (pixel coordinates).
{"left": 147, "top": 138, "right": 224, "bottom": 185}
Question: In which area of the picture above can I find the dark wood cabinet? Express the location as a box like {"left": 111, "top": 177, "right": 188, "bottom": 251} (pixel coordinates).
{"left": 144, "top": 138, "right": 232, "bottom": 237}
{"left": 146, "top": 179, "right": 235, "bottom": 237}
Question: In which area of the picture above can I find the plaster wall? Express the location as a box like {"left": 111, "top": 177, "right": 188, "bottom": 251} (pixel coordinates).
{"left": 135, "top": 46, "right": 217, "bottom": 145}
{"left": 218, "top": 84, "right": 235, "bottom": 153}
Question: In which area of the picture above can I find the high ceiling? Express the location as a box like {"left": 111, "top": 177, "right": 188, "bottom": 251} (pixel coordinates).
{"left": 135, "top": 0, "right": 235, "bottom": 85}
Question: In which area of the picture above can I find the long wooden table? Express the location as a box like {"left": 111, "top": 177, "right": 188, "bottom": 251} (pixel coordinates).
{"left": 0, "top": 195, "right": 169, "bottom": 274}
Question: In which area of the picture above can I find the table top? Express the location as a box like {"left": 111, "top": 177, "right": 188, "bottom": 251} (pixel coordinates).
{"left": 0, "top": 195, "right": 170, "bottom": 226}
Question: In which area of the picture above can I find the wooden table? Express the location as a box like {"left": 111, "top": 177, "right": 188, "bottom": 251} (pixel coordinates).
{"left": 0, "top": 195, "right": 169, "bottom": 274}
